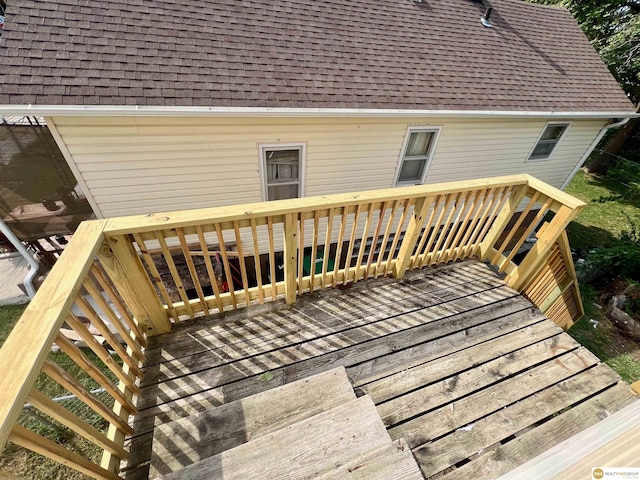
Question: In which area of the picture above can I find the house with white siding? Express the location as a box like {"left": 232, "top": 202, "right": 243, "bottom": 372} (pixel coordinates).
{"left": 0, "top": 0, "right": 636, "bottom": 219}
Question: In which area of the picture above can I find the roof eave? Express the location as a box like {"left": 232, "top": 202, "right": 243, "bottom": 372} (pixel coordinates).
{"left": 0, "top": 105, "right": 638, "bottom": 119}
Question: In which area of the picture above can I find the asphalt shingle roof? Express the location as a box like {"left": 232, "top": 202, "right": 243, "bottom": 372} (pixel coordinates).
{"left": 0, "top": 0, "right": 634, "bottom": 112}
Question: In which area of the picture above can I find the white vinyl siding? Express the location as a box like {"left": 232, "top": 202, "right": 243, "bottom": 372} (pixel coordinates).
{"left": 48, "top": 116, "right": 607, "bottom": 219}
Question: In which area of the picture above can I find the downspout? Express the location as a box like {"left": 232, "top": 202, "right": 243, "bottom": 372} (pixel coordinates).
{"left": 560, "top": 117, "right": 631, "bottom": 190}
{"left": 0, "top": 219, "right": 39, "bottom": 299}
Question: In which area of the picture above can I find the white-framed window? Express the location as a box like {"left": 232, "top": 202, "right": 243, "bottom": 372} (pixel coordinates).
{"left": 527, "top": 122, "right": 570, "bottom": 161}
{"left": 260, "top": 144, "right": 305, "bottom": 201}
{"left": 394, "top": 127, "right": 441, "bottom": 186}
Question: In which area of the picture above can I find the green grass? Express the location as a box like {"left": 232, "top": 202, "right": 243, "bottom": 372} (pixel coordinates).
{"left": 564, "top": 169, "right": 640, "bottom": 386}
{"left": 0, "top": 304, "right": 27, "bottom": 348}
{"left": 568, "top": 294, "right": 640, "bottom": 385}
{"left": 564, "top": 169, "right": 640, "bottom": 250}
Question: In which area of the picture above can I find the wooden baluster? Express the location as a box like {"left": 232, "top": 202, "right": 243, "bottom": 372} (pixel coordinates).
{"left": 385, "top": 198, "right": 413, "bottom": 275}
{"left": 82, "top": 278, "right": 145, "bottom": 362}
{"left": 343, "top": 205, "right": 362, "bottom": 285}
{"left": 250, "top": 219, "right": 265, "bottom": 304}
{"left": 27, "top": 389, "right": 130, "bottom": 459}
{"left": 267, "top": 217, "right": 277, "bottom": 301}
{"left": 474, "top": 187, "right": 516, "bottom": 252}
{"left": 298, "top": 213, "right": 306, "bottom": 294}
{"left": 498, "top": 197, "right": 553, "bottom": 273}
{"left": 232, "top": 221, "right": 250, "bottom": 306}
{"left": 478, "top": 184, "right": 529, "bottom": 260}
{"left": 411, "top": 195, "right": 439, "bottom": 269}
{"left": 90, "top": 264, "right": 148, "bottom": 348}
{"left": 393, "top": 196, "right": 434, "bottom": 278}
{"left": 321, "top": 208, "right": 336, "bottom": 289}
{"left": 354, "top": 204, "right": 374, "bottom": 283}
{"left": 309, "top": 211, "right": 320, "bottom": 292}
{"left": 176, "top": 228, "right": 209, "bottom": 315}
{"left": 196, "top": 226, "right": 224, "bottom": 312}
{"left": 283, "top": 213, "right": 298, "bottom": 304}
{"left": 9, "top": 425, "right": 121, "bottom": 480}
{"left": 64, "top": 313, "right": 139, "bottom": 394}
{"left": 375, "top": 200, "right": 399, "bottom": 278}
{"left": 332, "top": 206, "right": 348, "bottom": 287}
{"left": 429, "top": 192, "right": 462, "bottom": 266}
{"left": 507, "top": 204, "right": 584, "bottom": 291}
{"left": 491, "top": 192, "right": 540, "bottom": 265}
{"left": 365, "top": 201, "right": 387, "bottom": 281}
{"left": 555, "top": 230, "right": 584, "bottom": 318}
{"left": 155, "top": 230, "right": 194, "bottom": 319}
{"left": 74, "top": 296, "right": 142, "bottom": 378}
{"left": 42, "top": 360, "right": 133, "bottom": 435}
{"left": 131, "top": 233, "right": 179, "bottom": 323}
{"left": 460, "top": 187, "right": 497, "bottom": 257}
{"left": 420, "top": 194, "right": 455, "bottom": 268}
{"left": 54, "top": 334, "right": 136, "bottom": 415}
{"left": 214, "top": 224, "right": 237, "bottom": 309}
{"left": 440, "top": 191, "right": 478, "bottom": 263}
{"left": 98, "top": 234, "right": 171, "bottom": 335}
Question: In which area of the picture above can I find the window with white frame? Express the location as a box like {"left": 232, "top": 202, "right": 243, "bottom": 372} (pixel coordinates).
{"left": 262, "top": 145, "right": 304, "bottom": 201}
{"left": 527, "top": 122, "right": 570, "bottom": 161}
{"left": 395, "top": 128, "right": 439, "bottom": 186}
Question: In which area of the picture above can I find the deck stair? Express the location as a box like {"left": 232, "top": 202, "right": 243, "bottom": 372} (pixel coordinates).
{"left": 151, "top": 367, "right": 424, "bottom": 479}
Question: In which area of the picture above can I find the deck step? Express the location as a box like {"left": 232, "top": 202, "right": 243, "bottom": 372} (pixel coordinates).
{"left": 150, "top": 366, "right": 356, "bottom": 477}
{"left": 317, "top": 439, "right": 424, "bottom": 480}
{"left": 157, "top": 395, "right": 391, "bottom": 480}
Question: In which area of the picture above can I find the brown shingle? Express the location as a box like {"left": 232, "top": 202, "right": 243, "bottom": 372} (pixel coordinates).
{"left": 0, "top": 0, "right": 634, "bottom": 112}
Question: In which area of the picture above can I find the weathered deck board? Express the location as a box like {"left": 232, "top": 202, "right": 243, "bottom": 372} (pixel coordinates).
{"left": 414, "top": 363, "right": 623, "bottom": 478}
{"left": 317, "top": 439, "right": 423, "bottom": 480}
{"left": 439, "top": 381, "right": 637, "bottom": 480}
{"left": 126, "top": 260, "right": 636, "bottom": 480}
{"left": 150, "top": 367, "right": 355, "bottom": 476}
{"left": 159, "top": 396, "right": 391, "bottom": 480}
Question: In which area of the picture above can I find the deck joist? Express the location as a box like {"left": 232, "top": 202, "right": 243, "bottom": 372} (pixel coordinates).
{"left": 124, "top": 260, "right": 636, "bottom": 479}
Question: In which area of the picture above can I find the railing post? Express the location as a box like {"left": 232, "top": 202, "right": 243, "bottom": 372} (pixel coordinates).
{"left": 98, "top": 235, "right": 171, "bottom": 335}
{"left": 284, "top": 213, "right": 298, "bottom": 304}
{"left": 506, "top": 204, "right": 584, "bottom": 291}
{"left": 478, "top": 184, "right": 529, "bottom": 260}
{"left": 392, "top": 196, "right": 433, "bottom": 279}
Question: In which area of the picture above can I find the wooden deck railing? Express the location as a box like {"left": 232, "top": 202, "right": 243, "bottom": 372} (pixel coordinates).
{"left": 0, "top": 174, "right": 592, "bottom": 478}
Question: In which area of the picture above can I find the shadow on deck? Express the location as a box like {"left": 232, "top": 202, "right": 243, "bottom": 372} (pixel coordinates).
{"left": 121, "top": 260, "right": 634, "bottom": 479}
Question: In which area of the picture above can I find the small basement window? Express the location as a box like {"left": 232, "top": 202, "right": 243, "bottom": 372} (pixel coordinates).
{"left": 261, "top": 145, "right": 305, "bottom": 201}
{"left": 395, "top": 128, "right": 440, "bottom": 186}
{"left": 527, "top": 123, "right": 570, "bottom": 161}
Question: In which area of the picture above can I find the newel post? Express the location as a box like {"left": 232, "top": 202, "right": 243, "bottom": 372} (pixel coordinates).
{"left": 283, "top": 213, "right": 298, "bottom": 304}
{"left": 393, "top": 196, "right": 433, "bottom": 279}
{"left": 478, "top": 184, "right": 529, "bottom": 260}
{"left": 506, "top": 204, "right": 583, "bottom": 291}
{"left": 97, "top": 235, "right": 171, "bottom": 335}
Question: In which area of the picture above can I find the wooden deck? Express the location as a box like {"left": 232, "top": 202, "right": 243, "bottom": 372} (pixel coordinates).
{"left": 123, "top": 260, "right": 636, "bottom": 479}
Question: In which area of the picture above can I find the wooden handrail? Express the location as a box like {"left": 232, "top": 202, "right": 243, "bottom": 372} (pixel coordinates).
{"left": 0, "top": 220, "right": 107, "bottom": 451}
{"left": 102, "top": 174, "right": 532, "bottom": 235}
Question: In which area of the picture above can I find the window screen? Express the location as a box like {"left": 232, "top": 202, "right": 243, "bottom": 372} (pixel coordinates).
{"left": 263, "top": 147, "right": 302, "bottom": 201}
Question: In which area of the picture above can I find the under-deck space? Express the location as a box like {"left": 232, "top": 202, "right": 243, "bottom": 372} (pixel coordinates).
{"left": 125, "top": 260, "right": 636, "bottom": 479}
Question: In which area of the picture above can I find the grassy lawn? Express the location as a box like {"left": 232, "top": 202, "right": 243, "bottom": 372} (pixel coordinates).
{"left": 564, "top": 169, "right": 640, "bottom": 251}
{"left": 564, "top": 169, "right": 640, "bottom": 386}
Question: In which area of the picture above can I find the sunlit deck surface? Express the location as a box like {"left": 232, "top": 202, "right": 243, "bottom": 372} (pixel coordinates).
{"left": 124, "top": 260, "right": 636, "bottom": 480}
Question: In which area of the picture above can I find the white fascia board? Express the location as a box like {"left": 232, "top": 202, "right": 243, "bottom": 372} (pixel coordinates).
{"left": 0, "top": 105, "right": 639, "bottom": 119}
